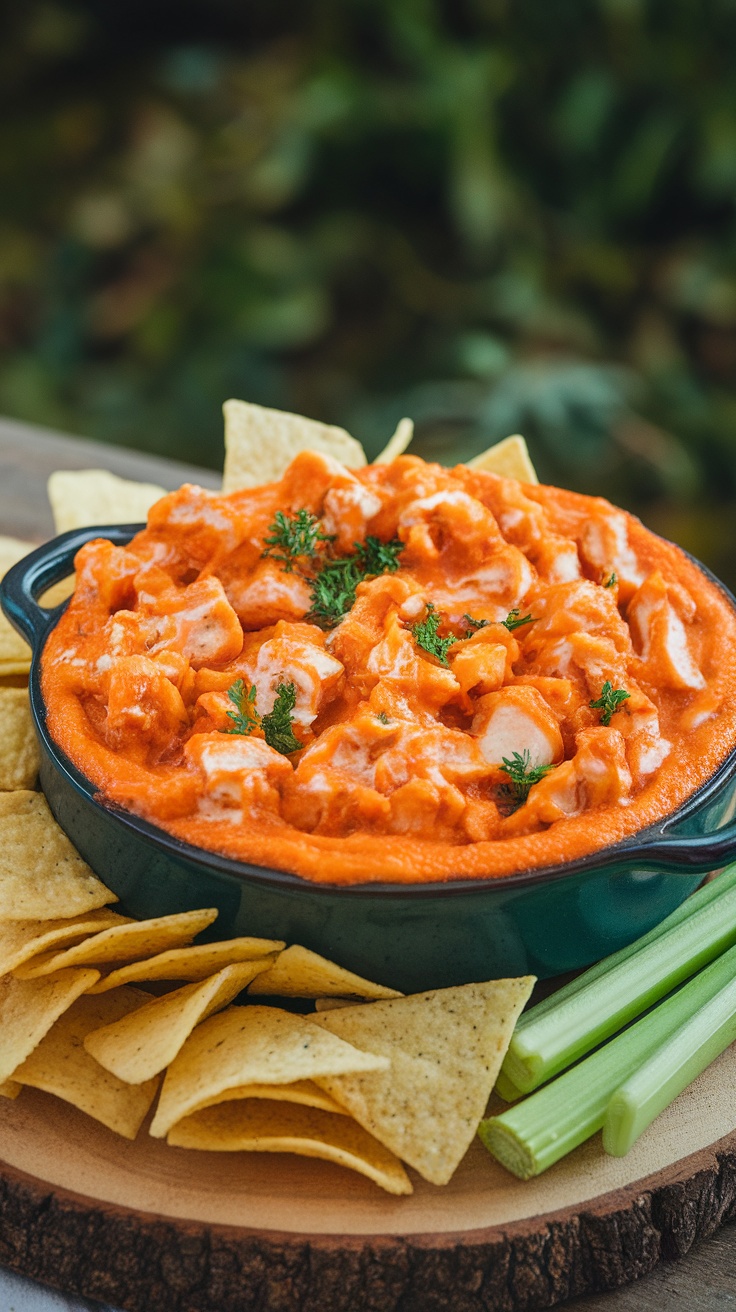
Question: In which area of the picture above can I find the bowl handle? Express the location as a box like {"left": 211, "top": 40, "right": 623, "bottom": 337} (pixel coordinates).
{"left": 0, "top": 524, "right": 140, "bottom": 650}
{"left": 632, "top": 819, "right": 736, "bottom": 873}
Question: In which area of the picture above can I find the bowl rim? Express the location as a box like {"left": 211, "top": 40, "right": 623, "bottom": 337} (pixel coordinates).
{"left": 13, "top": 523, "right": 736, "bottom": 901}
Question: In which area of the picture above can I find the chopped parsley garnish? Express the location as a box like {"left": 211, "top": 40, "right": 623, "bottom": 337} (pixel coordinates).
{"left": 263, "top": 509, "right": 405, "bottom": 629}
{"left": 261, "top": 682, "right": 302, "bottom": 754}
{"left": 222, "top": 679, "right": 301, "bottom": 755}
{"left": 604, "top": 572, "right": 618, "bottom": 588}
{"left": 355, "top": 535, "right": 404, "bottom": 576}
{"left": 262, "top": 509, "right": 333, "bottom": 572}
{"left": 589, "top": 680, "right": 630, "bottom": 726}
{"left": 376, "top": 711, "right": 391, "bottom": 724}
{"left": 499, "top": 750, "right": 557, "bottom": 809}
{"left": 463, "top": 613, "right": 491, "bottom": 638}
{"left": 410, "top": 602, "right": 456, "bottom": 666}
{"left": 306, "top": 557, "right": 363, "bottom": 629}
{"left": 502, "top": 609, "right": 537, "bottom": 632}
{"left": 225, "top": 679, "right": 259, "bottom": 736}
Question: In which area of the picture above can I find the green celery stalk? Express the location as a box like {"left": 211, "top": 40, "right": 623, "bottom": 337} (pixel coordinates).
{"left": 479, "top": 943, "right": 736, "bottom": 1180}
{"left": 494, "top": 1068, "right": 524, "bottom": 1103}
{"left": 603, "top": 943, "right": 736, "bottom": 1156}
{"left": 501, "top": 865, "right": 736, "bottom": 1093}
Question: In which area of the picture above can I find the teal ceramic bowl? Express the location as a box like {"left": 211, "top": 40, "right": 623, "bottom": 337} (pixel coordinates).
{"left": 4, "top": 526, "right": 736, "bottom": 993}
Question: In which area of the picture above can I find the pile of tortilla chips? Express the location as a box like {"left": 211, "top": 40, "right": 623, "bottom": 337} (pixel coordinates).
{"left": 0, "top": 401, "right": 539, "bottom": 1193}
{"left": 0, "top": 881, "right": 534, "bottom": 1192}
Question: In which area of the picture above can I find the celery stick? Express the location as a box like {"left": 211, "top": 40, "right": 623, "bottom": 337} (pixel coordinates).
{"left": 501, "top": 865, "right": 736, "bottom": 1093}
{"left": 604, "top": 944, "right": 736, "bottom": 1156}
{"left": 518, "top": 866, "right": 736, "bottom": 1027}
{"left": 479, "top": 944, "right": 736, "bottom": 1179}
{"left": 494, "top": 1068, "right": 524, "bottom": 1103}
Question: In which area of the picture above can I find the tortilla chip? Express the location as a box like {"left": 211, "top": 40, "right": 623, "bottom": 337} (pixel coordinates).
{"left": 313, "top": 997, "right": 364, "bottom": 1012}
{"left": 222, "top": 399, "right": 366, "bottom": 493}
{"left": 40, "top": 576, "right": 75, "bottom": 608}
{"left": 87, "top": 934, "right": 284, "bottom": 993}
{"left": 248, "top": 945, "right": 402, "bottom": 1000}
{"left": 0, "top": 967, "right": 99, "bottom": 1084}
{"left": 12, "top": 989, "right": 159, "bottom": 1138}
{"left": 0, "top": 909, "right": 129, "bottom": 978}
{"left": 0, "top": 791, "right": 116, "bottom": 921}
{"left": 16, "top": 907, "right": 218, "bottom": 977}
{"left": 0, "top": 539, "right": 35, "bottom": 672}
{"left": 150, "top": 1005, "right": 389, "bottom": 1139}
{"left": 0, "top": 688, "right": 40, "bottom": 789}
{"left": 466, "top": 434, "right": 538, "bottom": 483}
{"left": 0, "top": 619, "right": 31, "bottom": 677}
{"left": 0, "top": 1079, "right": 20, "bottom": 1098}
{"left": 48, "top": 469, "right": 166, "bottom": 534}
{"left": 184, "top": 1078, "right": 348, "bottom": 1118}
{"left": 374, "top": 418, "right": 414, "bottom": 464}
{"left": 0, "top": 536, "right": 34, "bottom": 576}
{"left": 84, "top": 958, "right": 277, "bottom": 1083}
{"left": 313, "top": 977, "right": 535, "bottom": 1186}
{"left": 167, "top": 1099, "right": 412, "bottom": 1195}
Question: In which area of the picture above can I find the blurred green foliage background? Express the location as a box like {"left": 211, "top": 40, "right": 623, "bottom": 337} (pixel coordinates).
{"left": 3, "top": 0, "right": 736, "bottom": 579}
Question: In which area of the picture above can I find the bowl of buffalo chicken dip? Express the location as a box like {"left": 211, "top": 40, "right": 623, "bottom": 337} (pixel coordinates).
{"left": 6, "top": 448, "right": 736, "bottom": 989}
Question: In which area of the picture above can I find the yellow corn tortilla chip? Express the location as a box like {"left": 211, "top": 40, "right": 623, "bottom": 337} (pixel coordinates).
{"left": 184, "top": 1078, "right": 348, "bottom": 1118}
{"left": 16, "top": 906, "right": 218, "bottom": 977}
{"left": 0, "top": 791, "right": 116, "bottom": 921}
{"left": 0, "top": 536, "right": 34, "bottom": 576}
{"left": 313, "top": 997, "right": 364, "bottom": 1012}
{"left": 313, "top": 977, "right": 535, "bottom": 1186}
{"left": 248, "top": 944, "right": 402, "bottom": 1000}
{"left": 150, "top": 1004, "right": 390, "bottom": 1139}
{"left": 87, "top": 934, "right": 285, "bottom": 993}
{"left": 84, "top": 958, "right": 277, "bottom": 1084}
{"left": 40, "top": 575, "right": 75, "bottom": 608}
{"left": 0, "top": 657, "right": 31, "bottom": 678}
{"left": 0, "top": 621, "right": 30, "bottom": 676}
{"left": 0, "top": 1079, "right": 20, "bottom": 1098}
{"left": 0, "top": 539, "right": 35, "bottom": 674}
{"left": 0, "top": 687, "right": 40, "bottom": 789}
{"left": 374, "top": 417, "right": 414, "bottom": 464}
{"left": 0, "top": 967, "right": 99, "bottom": 1084}
{"left": 222, "top": 399, "right": 366, "bottom": 493}
{"left": 0, "top": 909, "right": 129, "bottom": 978}
{"left": 47, "top": 469, "right": 167, "bottom": 534}
{"left": 466, "top": 434, "right": 538, "bottom": 483}
{"left": 167, "top": 1099, "right": 412, "bottom": 1196}
{"left": 13, "top": 989, "right": 159, "bottom": 1139}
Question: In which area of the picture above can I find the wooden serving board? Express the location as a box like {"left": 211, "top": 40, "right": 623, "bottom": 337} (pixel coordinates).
{"left": 2, "top": 1044, "right": 736, "bottom": 1312}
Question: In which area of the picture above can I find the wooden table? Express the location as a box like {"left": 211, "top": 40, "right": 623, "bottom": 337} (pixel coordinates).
{"left": 0, "top": 413, "right": 733, "bottom": 1312}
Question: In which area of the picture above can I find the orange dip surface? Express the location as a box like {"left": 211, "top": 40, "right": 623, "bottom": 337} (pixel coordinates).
{"left": 42, "top": 452, "right": 736, "bottom": 884}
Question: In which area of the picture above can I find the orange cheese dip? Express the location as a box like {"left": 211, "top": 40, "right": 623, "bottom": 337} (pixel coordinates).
{"left": 42, "top": 453, "right": 736, "bottom": 885}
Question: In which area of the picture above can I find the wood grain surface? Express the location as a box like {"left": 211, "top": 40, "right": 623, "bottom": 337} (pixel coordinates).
{"left": 0, "top": 414, "right": 734, "bottom": 1312}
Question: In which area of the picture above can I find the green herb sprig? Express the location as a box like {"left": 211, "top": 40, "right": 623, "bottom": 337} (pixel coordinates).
{"left": 225, "top": 679, "right": 260, "bottom": 736}
{"left": 262, "top": 511, "right": 404, "bottom": 628}
{"left": 410, "top": 602, "right": 456, "bottom": 666}
{"left": 604, "top": 572, "right": 618, "bottom": 588}
{"left": 261, "top": 682, "right": 302, "bottom": 754}
{"left": 306, "top": 557, "right": 363, "bottom": 628}
{"left": 262, "top": 509, "right": 334, "bottom": 572}
{"left": 222, "top": 678, "right": 301, "bottom": 755}
{"left": 355, "top": 535, "right": 404, "bottom": 575}
{"left": 499, "top": 749, "right": 556, "bottom": 808}
{"left": 589, "top": 681, "right": 630, "bottom": 726}
{"left": 463, "top": 613, "right": 490, "bottom": 638}
{"left": 502, "top": 609, "right": 537, "bottom": 632}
